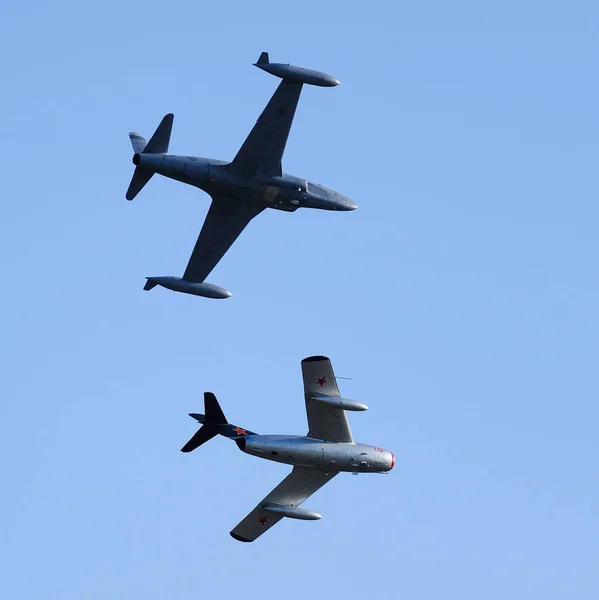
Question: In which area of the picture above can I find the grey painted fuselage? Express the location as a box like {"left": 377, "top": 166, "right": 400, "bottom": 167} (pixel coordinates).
{"left": 133, "top": 153, "right": 356, "bottom": 213}
{"left": 236, "top": 434, "right": 394, "bottom": 473}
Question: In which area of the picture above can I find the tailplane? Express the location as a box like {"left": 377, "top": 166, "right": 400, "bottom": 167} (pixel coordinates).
{"left": 125, "top": 167, "right": 153, "bottom": 201}
{"left": 125, "top": 113, "right": 174, "bottom": 201}
{"left": 181, "top": 392, "right": 256, "bottom": 453}
{"left": 129, "top": 132, "right": 147, "bottom": 153}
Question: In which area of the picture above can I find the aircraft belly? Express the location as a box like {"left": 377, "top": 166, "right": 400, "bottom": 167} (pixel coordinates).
{"left": 242, "top": 435, "right": 386, "bottom": 472}
{"left": 183, "top": 162, "right": 209, "bottom": 187}
{"left": 320, "top": 444, "right": 352, "bottom": 471}
{"left": 141, "top": 154, "right": 210, "bottom": 188}
{"left": 286, "top": 438, "right": 324, "bottom": 465}
{"left": 243, "top": 436, "right": 328, "bottom": 468}
{"left": 246, "top": 176, "right": 304, "bottom": 212}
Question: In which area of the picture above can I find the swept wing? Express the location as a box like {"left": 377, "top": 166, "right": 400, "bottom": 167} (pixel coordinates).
{"left": 301, "top": 356, "right": 353, "bottom": 443}
{"left": 230, "top": 466, "right": 337, "bottom": 542}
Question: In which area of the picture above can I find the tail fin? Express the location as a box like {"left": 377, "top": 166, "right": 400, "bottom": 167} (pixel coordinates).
{"left": 125, "top": 113, "right": 174, "bottom": 201}
{"left": 204, "top": 392, "right": 228, "bottom": 425}
{"left": 181, "top": 392, "right": 256, "bottom": 452}
{"left": 255, "top": 51, "right": 269, "bottom": 65}
{"left": 143, "top": 113, "right": 174, "bottom": 154}
{"left": 180, "top": 392, "right": 228, "bottom": 453}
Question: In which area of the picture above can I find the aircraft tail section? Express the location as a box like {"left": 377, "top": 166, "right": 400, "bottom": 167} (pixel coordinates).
{"left": 143, "top": 113, "right": 174, "bottom": 154}
{"left": 125, "top": 113, "right": 174, "bottom": 200}
{"left": 203, "top": 391, "right": 228, "bottom": 425}
{"left": 256, "top": 51, "right": 269, "bottom": 65}
{"left": 181, "top": 392, "right": 256, "bottom": 453}
{"left": 180, "top": 424, "right": 218, "bottom": 453}
{"left": 129, "top": 132, "right": 147, "bottom": 153}
{"left": 126, "top": 167, "right": 153, "bottom": 201}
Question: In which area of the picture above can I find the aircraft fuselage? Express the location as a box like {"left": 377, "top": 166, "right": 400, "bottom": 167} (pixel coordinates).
{"left": 133, "top": 153, "right": 357, "bottom": 212}
{"left": 235, "top": 434, "right": 394, "bottom": 473}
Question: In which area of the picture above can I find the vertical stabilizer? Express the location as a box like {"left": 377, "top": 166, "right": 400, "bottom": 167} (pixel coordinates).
{"left": 255, "top": 51, "right": 269, "bottom": 65}
{"left": 204, "top": 392, "right": 228, "bottom": 425}
{"left": 143, "top": 113, "right": 174, "bottom": 154}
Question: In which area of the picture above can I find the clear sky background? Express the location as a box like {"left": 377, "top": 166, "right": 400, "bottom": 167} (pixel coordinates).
{"left": 1, "top": 1, "right": 598, "bottom": 598}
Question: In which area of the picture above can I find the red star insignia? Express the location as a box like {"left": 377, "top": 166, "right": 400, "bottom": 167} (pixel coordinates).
{"left": 232, "top": 426, "right": 247, "bottom": 436}
{"left": 258, "top": 515, "right": 268, "bottom": 526}
{"left": 317, "top": 376, "right": 327, "bottom": 387}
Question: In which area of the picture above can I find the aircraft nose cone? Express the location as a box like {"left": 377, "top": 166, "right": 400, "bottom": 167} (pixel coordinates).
{"left": 339, "top": 197, "right": 357, "bottom": 211}
{"left": 335, "top": 194, "right": 357, "bottom": 211}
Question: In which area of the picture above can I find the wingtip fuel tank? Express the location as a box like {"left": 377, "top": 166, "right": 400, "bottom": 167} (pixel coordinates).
{"left": 143, "top": 276, "right": 231, "bottom": 299}
{"left": 253, "top": 51, "right": 340, "bottom": 87}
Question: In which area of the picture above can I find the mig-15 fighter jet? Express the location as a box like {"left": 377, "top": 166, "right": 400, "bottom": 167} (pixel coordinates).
{"left": 181, "top": 356, "right": 394, "bottom": 542}
{"left": 126, "top": 52, "right": 356, "bottom": 300}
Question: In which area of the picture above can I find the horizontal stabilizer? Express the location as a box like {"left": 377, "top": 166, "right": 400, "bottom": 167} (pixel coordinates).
{"left": 126, "top": 167, "right": 153, "bottom": 201}
{"left": 143, "top": 113, "right": 174, "bottom": 154}
{"left": 129, "top": 132, "right": 147, "bottom": 153}
{"left": 189, "top": 413, "right": 206, "bottom": 424}
{"left": 143, "top": 279, "right": 158, "bottom": 291}
{"left": 181, "top": 424, "right": 217, "bottom": 453}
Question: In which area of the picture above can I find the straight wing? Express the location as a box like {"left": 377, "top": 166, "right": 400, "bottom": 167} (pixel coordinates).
{"left": 182, "top": 196, "right": 265, "bottom": 283}
{"left": 301, "top": 356, "right": 353, "bottom": 443}
{"left": 229, "top": 80, "right": 303, "bottom": 178}
{"left": 230, "top": 467, "right": 337, "bottom": 542}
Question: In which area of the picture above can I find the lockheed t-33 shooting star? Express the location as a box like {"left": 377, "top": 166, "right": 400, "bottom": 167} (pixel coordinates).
{"left": 181, "top": 356, "right": 394, "bottom": 542}
{"left": 126, "top": 52, "right": 356, "bottom": 300}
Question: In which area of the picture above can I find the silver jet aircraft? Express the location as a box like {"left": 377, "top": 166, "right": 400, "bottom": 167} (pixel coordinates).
{"left": 181, "top": 356, "right": 394, "bottom": 542}
{"left": 126, "top": 52, "right": 356, "bottom": 300}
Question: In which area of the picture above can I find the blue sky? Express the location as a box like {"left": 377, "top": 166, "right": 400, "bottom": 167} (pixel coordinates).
{"left": 1, "top": 1, "right": 598, "bottom": 598}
